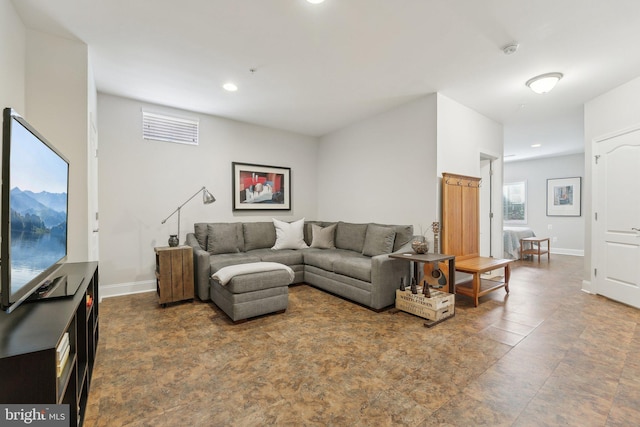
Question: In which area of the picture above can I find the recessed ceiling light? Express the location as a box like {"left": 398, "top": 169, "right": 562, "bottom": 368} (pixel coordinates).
{"left": 223, "top": 83, "right": 238, "bottom": 92}
{"left": 531, "top": 144, "right": 542, "bottom": 148}
{"left": 526, "top": 72, "right": 563, "bottom": 94}
{"left": 307, "top": 0, "right": 325, "bottom": 4}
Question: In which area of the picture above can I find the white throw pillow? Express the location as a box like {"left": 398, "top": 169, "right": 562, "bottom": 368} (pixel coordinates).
{"left": 272, "top": 218, "right": 309, "bottom": 250}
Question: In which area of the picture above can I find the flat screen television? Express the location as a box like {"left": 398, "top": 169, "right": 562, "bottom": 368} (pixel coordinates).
{"left": 1, "top": 108, "right": 73, "bottom": 314}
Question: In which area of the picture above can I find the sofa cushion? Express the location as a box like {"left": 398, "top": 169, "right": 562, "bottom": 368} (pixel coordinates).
{"left": 335, "top": 222, "right": 368, "bottom": 252}
{"left": 246, "top": 248, "right": 304, "bottom": 266}
{"left": 310, "top": 223, "right": 336, "bottom": 249}
{"left": 272, "top": 218, "right": 309, "bottom": 250}
{"left": 210, "top": 253, "right": 261, "bottom": 272}
{"left": 333, "top": 255, "right": 372, "bottom": 282}
{"left": 372, "top": 223, "right": 413, "bottom": 252}
{"left": 303, "top": 248, "right": 354, "bottom": 272}
{"left": 207, "top": 223, "right": 244, "bottom": 254}
{"left": 243, "top": 222, "right": 276, "bottom": 251}
{"left": 362, "top": 224, "right": 396, "bottom": 257}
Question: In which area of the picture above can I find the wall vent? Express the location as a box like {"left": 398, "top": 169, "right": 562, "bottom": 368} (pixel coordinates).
{"left": 142, "top": 111, "right": 199, "bottom": 145}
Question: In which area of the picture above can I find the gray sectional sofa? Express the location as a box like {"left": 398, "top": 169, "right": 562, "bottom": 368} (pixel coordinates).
{"left": 186, "top": 220, "right": 413, "bottom": 316}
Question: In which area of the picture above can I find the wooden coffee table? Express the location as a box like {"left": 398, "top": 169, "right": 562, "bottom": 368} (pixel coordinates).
{"left": 454, "top": 257, "right": 512, "bottom": 307}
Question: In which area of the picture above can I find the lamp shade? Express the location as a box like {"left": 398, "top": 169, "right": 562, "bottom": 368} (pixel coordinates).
{"left": 203, "top": 188, "right": 216, "bottom": 204}
{"left": 526, "top": 72, "right": 563, "bottom": 94}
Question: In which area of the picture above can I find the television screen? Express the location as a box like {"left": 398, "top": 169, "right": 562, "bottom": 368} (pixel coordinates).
{"left": 1, "top": 108, "right": 69, "bottom": 312}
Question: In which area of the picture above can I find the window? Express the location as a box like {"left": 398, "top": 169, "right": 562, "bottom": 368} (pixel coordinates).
{"left": 503, "top": 181, "right": 527, "bottom": 223}
{"left": 142, "top": 111, "right": 199, "bottom": 145}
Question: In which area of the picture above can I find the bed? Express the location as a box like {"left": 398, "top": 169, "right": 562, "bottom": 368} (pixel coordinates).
{"left": 503, "top": 226, "right": 535, "bottom": 259}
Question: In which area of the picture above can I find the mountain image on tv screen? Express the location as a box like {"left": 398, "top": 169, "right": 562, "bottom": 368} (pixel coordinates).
{"left": 9, "top": 119, "right": 68, "bottom": 295}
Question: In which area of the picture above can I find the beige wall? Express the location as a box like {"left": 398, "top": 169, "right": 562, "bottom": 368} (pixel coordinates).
{"left": 317, "top": 94, "right": 438, "bottom": 243}
{"left": 97, "top": 94, "right": 319, "bottom": 295}
{"left": 0, "top": 0, "right": 26, "bottom": 113}
{"left": 25, "top": 29, "right": 91, "bottom": 262}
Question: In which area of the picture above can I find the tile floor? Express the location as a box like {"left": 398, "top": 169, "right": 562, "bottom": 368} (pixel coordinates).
{"left": 84, "top": 255, "right": 640, "bottom": 426}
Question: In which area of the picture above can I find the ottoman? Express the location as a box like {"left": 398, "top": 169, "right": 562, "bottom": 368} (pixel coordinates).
{"left": 210, "top": 264, "right": 293, "bottom": 322}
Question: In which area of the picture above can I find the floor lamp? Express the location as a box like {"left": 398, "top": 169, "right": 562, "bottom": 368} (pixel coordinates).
{"left": 161, "top": 186, "right": 215, "bottom": 246}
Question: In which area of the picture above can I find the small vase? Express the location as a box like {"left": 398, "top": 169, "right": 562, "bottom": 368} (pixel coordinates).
{"left": 168, "top": 235, "right": 179, "bottom": 247}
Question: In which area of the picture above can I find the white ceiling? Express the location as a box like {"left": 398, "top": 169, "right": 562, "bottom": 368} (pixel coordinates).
{"left": 12, "top": 0, "right": 640, "bottom": 161}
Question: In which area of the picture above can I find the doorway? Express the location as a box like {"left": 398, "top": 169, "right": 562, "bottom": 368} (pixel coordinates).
{"left": 480, "top": 155, "right": 494, "bottom": 257}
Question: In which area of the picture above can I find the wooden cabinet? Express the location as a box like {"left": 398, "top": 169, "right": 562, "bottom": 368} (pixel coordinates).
{"left": 441, "top": 172, "right": 481, "bottom": 260}
{"left": 155, "top": 246, "right": 194, "bottom": 306}
{"left": 0, "top": 262, "right": 99, "bottom": 426}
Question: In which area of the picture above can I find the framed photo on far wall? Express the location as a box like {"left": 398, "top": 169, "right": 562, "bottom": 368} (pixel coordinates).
{"left": 547, "top": 177, "right": 581, "bottom": 216}
{"left": 232, "top": 162, "right": 291, "bottom": 210}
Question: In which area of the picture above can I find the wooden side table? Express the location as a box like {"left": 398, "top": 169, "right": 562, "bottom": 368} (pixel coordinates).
{"left": 454, "top": 257, "right": 512, "bottom": 307}
{"left": 155, "top": 246, "right": 194, "bottom": 307}
{"left": 520, "top": 237, "right": 550, "bottom": 263}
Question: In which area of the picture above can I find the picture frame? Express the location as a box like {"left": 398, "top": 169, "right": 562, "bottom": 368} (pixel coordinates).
{"left": 232, "top": 162, "right": 291, "bottom": 210}
{"left": 546, "top": 177, "right": 581, "bottom": 216}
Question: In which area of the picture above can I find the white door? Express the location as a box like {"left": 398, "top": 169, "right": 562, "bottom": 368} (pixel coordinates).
{"left": 593, "top": 127, "right": 640, "bottom": 308}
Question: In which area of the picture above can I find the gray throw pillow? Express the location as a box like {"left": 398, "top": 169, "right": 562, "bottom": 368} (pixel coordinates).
{"left": 194, "top": 223, "right": 209, "bottom": 249}
{"left": 243, "top": 222, "right": 277, "bottom": 251}
{"left": 207, "top": 223, "right": 241, "bottom": 254}
{"left": 335, "top": 222, "right": 368, "bottom": 252}
{"left": 362, "top": 224, "right": 396, "bottom": 257}
{"left": 310, "top": 223, "right": 336, "bottom": 249}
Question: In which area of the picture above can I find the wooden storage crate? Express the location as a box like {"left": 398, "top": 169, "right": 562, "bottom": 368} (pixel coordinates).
{"left": 395, "top": 289, "right": 455, "bottom": 321}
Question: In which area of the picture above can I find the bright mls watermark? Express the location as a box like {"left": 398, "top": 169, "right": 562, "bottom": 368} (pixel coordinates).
{"left": 0, "top": 405, "right": 69, "bottom": 426}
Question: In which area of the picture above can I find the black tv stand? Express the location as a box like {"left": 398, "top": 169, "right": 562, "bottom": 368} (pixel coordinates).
{"left": 0, "top": 262, "right": 99, "bottom": 427}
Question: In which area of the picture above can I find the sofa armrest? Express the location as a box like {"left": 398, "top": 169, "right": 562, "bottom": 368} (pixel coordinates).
{"left": 186, "top": 233, "right": 211, "bottom": 301}
{"left": 369, "top": 242, "right": 413, "bottom": 309}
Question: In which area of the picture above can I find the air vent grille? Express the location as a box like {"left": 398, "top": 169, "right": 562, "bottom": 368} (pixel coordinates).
{"left": 142, "top": 111, "right": 199, "bottom": 145}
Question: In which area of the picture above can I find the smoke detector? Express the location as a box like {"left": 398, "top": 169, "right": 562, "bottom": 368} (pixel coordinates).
{"left": 502, "top": 43, "right": 519, "bottom": 55}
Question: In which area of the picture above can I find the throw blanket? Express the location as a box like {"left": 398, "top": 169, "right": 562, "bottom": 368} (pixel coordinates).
{"left": 503, "top": 226, "right": 536, "bottom": 259}
{"left": 212, "top": 262, "right": 294, "bottom": 286}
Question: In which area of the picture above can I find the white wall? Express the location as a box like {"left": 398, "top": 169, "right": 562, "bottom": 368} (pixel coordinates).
{"left": 584, "top": 74, "right": 640, "bottom": 292}
{"left": 0, "top": 0, "right": 26, "bottom": 112}
{"left": 24, "top": 29, "right": 90, "bottom": 262}
{"left": 504, "top": 154, "right": 585, "bottom": 255}
{"left": 317, "top": 95, "right": 438, "bottom": 242}
{"left": 97, "top": 94, "right": 318, "bottom": 294}
{"left": 436, "top": 93, "right": 504, "bottom": 257}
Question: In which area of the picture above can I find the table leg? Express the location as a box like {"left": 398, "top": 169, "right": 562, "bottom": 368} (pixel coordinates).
{"left": 473, "top": 273, "right": 480, "bottom": 307}
{"left": 547, "top": 239, "right": 550, "bottom": 262}
{"left": 448, "top": 258, "right": 455, "bottom": 295}
{"left": 504, "top": 263, "right": 511, "bottom": 294}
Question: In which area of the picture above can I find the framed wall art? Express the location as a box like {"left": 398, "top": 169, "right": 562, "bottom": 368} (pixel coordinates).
{"left": 232, "top": 162, "right": 291, "bottom": 210}
{"left": 547, "top": 177, "right": 581, "bottom": 216}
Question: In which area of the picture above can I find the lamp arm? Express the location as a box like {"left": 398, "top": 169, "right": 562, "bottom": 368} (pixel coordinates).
{"left": 160, "top": 186, "right": 206, "bottom": 224}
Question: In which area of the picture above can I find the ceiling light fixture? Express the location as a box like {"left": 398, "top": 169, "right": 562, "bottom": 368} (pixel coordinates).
{"left": 526, "top": 72, "right": 563, "bottom": 94}
{"left": 531, "top": 144, "right": 542, "bottom": 148}
{"left": 223, "top": 83, "right": 238, "bottom": 92}
{"left": 307, "top": 0, "right": 325, "bottom": 4}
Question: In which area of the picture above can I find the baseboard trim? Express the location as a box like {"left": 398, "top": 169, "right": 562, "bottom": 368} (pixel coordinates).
{"left": 99, "top": 280, "right": 156, "bottom": 302}
{"left": 550, "top": 248, "right": 584, "bottom": 257}
{"left": 582, "top": 279, "right": 594, "bottom": 294}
